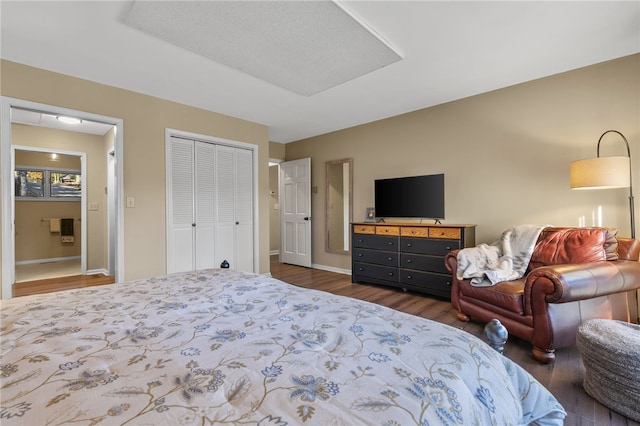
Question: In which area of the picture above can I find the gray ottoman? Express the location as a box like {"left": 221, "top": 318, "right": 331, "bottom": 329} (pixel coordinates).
{"left": 576, "top": 319, "right": 640, "bottom": 422}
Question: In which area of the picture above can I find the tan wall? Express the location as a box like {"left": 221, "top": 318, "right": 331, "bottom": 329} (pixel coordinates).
{"left": 269, "top": 141, "right": 285, "bottom": 161}
{"left": 1, "top": 60, "right": 270, "bottom": 299}
{"left": 15, "top": 201, "right": 81, "bottom": 261}
{"left": 285, "top": 54, "right": 640, "bottom": 272}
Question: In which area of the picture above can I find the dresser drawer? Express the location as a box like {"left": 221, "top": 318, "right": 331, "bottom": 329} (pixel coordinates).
{"left": 353, "top": 262, "right": 399, "bottom": 283}
{"left": 399, "top": 270, "right": 452, "bottom": 298}
{"left": 353, "top": 248, "right": 398, "bottom": 266}
{"left": 429, "top": 227, "right": 461, "bottom": 240}
{"left": 400, "top": 253, "right": 448, "bottom": 274}
{"left": 401, "top": 237, "right": 460, "bottom": 255}
{"left": 353, "top": 224, "right": 376, "bottom": 234}
{"left": 376, "top": 226, "right": 400, "bottom": 236}
{"left": 400, "top": 226, "right": 428, "bottom": 237}
{"left": 353, "top": 234, "right": 398, "bottom": 250}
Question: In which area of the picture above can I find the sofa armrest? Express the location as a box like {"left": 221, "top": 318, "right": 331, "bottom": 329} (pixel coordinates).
{"left": 445, "top": 249, "right": 460, "bottom": 274}
{"left": 524, "top": 260, "right": 640, "bottom": 309}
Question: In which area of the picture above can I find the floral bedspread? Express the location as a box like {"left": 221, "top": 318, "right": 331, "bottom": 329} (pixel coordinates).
{"left": 1, "top": 269, "right": 566, "bottom": 425}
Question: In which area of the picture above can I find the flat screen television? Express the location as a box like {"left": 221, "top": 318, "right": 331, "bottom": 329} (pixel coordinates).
{"left": 374, "top": 173, "right": 444, "bottom": 220}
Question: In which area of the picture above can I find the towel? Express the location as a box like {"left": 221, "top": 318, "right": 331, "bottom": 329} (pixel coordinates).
{"left": 49, "top": 218, "right": 61, "bottom": 233}
{"left": 456, "top": 224, "right": 548, "bottom": 287}
{"left": 61, "top": 218, "right": 74, "bottom": 236}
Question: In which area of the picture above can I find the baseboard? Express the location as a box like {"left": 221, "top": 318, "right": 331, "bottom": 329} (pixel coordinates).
{"left": 268, "top": 254, "right": 351, "bottom": 276}
{"left": 270, "top": 250, "right": 280, "bottom": 256}
{"left": 15, "top": 256, "right": 81, "bottom": 265}
{"left": 311, "top": 263, "right": 351, "bottom": 276}
{"left": 87, "top": 268, "right": 109, "bottom": 276}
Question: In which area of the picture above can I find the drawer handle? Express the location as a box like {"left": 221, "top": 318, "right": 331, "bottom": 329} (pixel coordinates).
{"left": 387, "top": 257, "right": 393, "bottom": 261}
{"left": 446, "top": 246, "right": 452, "bottom": 250}
{"left": 388, "top": 272, "right": 394, "bottom": 276}
{"left": 358, "top": 253, "right": 363, "bottom": 257}
{"left": 446, "top": 281, "right": 451, "bottom": 286}
{"left": 406, "top": 259, "right": 412, "bottom": 263}
{"left": 407, "top": 275, "right": 412, "bottom": 279}
{"left": 359, "top": 267, "right": 364, "bottom": 271}
{"left": 388, "top": 242, "right": 394, "bottom": 246}
{"left": 407, "top": 243, "right": 412, "bottom": 247}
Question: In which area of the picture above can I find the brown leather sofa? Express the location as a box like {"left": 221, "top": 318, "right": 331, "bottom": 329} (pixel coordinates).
{"left": 445, "top": 227, "right": 640, "bottom": 363}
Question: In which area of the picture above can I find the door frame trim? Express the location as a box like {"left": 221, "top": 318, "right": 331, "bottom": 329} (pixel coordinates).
{"left": 1, "top": 97, "right": 125, "bottom": 299}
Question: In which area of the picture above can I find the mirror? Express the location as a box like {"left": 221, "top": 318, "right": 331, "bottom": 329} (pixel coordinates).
{"left": 326, "top": 158, "right": 353, "bottom": 254}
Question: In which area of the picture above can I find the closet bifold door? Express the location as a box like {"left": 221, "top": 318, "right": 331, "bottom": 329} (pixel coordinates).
{"left": 194, "top": 141, "right": 216, "bottom": 270}
{"left": 214, "top": 145, "right": 253, "bottom": 272}
{"left": 234, "top": 147, "right": 254, "bottom": 272}
{"left": 168, "top": 136, "right": 254, "bottom": 274}
{"left": 168, "top": 137, "right": 195, "bottom": 273}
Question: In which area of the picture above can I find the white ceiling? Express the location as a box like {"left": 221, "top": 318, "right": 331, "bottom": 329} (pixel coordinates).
{"left": 1, "top": 1, "right": 639, "bottom": 143}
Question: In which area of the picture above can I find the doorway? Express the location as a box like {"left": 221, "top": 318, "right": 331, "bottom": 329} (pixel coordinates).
{"left": 13, "top": 148, "right": 85, "bottom": 282}
{"left": 0, "top": 97, "right": 125, "bottom": 299}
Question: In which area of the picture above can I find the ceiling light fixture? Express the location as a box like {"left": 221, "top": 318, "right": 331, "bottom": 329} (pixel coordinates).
{"left": 56, "top": 115, "right": 82, "bottom": 125}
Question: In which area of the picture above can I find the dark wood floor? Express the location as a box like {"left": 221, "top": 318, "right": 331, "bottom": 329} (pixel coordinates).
{"left": 12, "top": 273, "right": 115, "bottom": 297}
{"left": 12, "top": 257, "right": 638, "bottom": 426}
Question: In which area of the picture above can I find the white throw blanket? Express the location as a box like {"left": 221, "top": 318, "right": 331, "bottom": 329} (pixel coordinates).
{"left": 456, "top": 224, "right": 548, "bottom": 287}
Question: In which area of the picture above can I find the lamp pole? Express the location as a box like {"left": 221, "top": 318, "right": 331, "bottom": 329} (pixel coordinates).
{"left": 597, "top": 130, "right": 635, "bottom": 239}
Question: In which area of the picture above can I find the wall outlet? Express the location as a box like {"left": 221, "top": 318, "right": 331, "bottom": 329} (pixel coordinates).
{"left": 88, "top": 202, "right": 98, "bottom": 211}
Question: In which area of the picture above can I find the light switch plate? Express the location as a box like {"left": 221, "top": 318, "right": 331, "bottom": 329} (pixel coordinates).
{"left": 126, "top": 197, "right": 135, "bottom": 208}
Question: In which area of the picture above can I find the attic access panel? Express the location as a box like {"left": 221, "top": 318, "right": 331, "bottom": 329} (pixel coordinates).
{"left": 125, "top": 1, "right": 402, "bottom": 96}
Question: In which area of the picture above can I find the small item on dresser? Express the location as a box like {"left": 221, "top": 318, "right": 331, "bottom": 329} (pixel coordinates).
{"left": 220, "top": 260, "right": 230, "bottom": 269}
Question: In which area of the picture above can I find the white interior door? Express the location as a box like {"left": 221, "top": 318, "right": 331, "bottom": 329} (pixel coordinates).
{"left": 107, "top": 150, "right": 116, "bottom": 276}
{"left": 194, "top": 141, "right": 216, "bottom": 270}
{"left": 279, "top": 158, "right": 311, "bottom": 267}
{"left": 167, "top": 137, "right": 195, "bottom": 273}
{"left": 214, "top": 145, "right": 254, "bottom": 272}
{"left": 214, "top": 145, "right": 236, "bottom": 269}
{"left": 233, "top": 147, "right": 254, "bottom": 272}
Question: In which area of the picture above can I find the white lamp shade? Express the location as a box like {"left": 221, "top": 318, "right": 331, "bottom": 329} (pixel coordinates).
{"left": 570, "top": 156, "right": 630, "bottom": 190}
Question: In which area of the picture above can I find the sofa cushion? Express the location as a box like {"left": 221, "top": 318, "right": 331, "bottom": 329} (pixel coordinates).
{"left": 459, "top": 279, "right": 525, "bottom": 314}
{"left": 528, "top": 227, "right": 618, "bottom": 271}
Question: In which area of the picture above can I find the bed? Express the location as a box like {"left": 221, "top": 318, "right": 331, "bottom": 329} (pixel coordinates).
{"left": 1, "top": 269, "right": 566, "bottom": 425}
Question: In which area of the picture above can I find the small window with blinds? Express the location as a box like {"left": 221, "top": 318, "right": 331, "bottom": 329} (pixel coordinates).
{"left": 15, "top": 168, "right": 81, "bottom": 201}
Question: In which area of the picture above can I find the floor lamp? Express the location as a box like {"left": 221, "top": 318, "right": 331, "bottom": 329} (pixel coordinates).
{"left": 570, "top": 130, "right": 635, "bottom": 239}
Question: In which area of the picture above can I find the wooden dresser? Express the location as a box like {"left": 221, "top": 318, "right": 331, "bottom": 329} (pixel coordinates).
{"left": 352, "top": 222, "right": 476, "bottom": 299}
